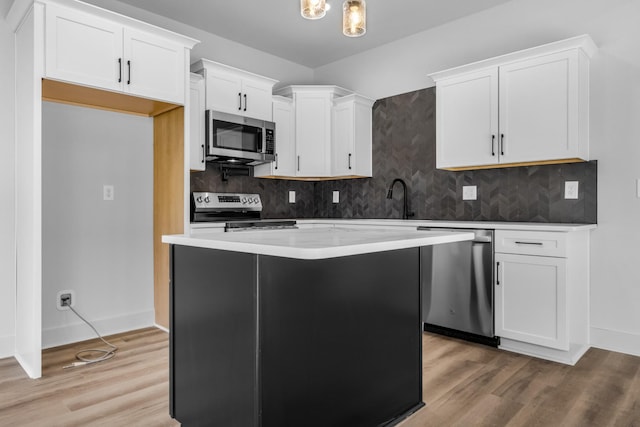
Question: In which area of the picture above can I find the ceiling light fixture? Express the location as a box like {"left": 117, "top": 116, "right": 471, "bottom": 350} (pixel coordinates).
{"left": 301, "top": 0, "right": 326, "bottom": 20}
{"left": 342, "top": 0, "right": 366, "bottom": 37}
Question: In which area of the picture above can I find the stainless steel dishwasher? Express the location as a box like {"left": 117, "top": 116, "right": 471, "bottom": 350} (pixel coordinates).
{"left": 418, "top": 227, "right": 499, "bottom": 347}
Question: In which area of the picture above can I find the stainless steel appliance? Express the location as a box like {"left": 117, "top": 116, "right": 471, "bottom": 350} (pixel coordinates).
{"left": 191, "top": 192, "right": 296, "bottom": 231}
{"left": 206, "top": 110, "right": 275, "bottom": 165}
{"left": 418, "top": 227, "right": 499, "bottom": 347}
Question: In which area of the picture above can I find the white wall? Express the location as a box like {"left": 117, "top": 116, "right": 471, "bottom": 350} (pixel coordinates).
{"left": 80, "top": 0, "right": 315, "bottom": 89}
{"left": 316, "top": 0, "right": 640, "bottom": 356}
{"left": 40, "top": 102, "right": 154, "bottom": 348}
{"left": 0, "top": 6, "right": 16, "bottom": 358}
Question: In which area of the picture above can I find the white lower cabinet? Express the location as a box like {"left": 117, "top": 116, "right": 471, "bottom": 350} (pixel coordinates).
{"left": 495, "top": 253, "right": 567, "bottom": 350}
{"left": 494, "top": 229, "right": 590, "bottom": 365}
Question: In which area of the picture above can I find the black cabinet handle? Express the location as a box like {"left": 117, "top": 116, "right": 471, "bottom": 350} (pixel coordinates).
{"left": 491, "top": 134, "right": 495, "bottom": 156}
{"left": 348, "top": 153, "right": 352, "bottom": 170}
{"left": 275, "top": 153, "right": 278, "bottom": 170}
{"left": 238, "top": 92, "right": 242, "bottom": 110}
{"left": 127, "top": 60, "right": 131, "bottom": 85}
{"left": 243, "top": 94, "right": 247, "bottom": 112}
{"left": 496, "top": 262, "right": 501, "bottom": 285}
{"left": 500, "top": 133, "right": 505, "bottom": 156}
{"left": 201, "top": 144, "right": 205, "bottom": 163}
{"left": 118, "top": 58, "right": 122, "bottom": 83}
{"left": 515, "top": 241, "right": 544, "bottom": 246}
{"left": 297, "top": 156, "right": 300, "bottom": 172}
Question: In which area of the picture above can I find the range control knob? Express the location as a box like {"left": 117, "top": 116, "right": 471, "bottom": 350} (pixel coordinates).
{"left": 196, "top": 196, "right": 203, "bottom": 203}
{"left": 204, "top": 196, "right": 210, "bottom": 203}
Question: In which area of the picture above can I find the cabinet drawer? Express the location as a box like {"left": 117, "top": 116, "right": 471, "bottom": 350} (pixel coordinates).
{"left": 495, "top": 230, "right": 566, "bottom": 257}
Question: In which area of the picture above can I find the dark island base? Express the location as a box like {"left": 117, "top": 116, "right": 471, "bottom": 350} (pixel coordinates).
{"left": 170, "top": 245, "right": 424, "bottom": 427}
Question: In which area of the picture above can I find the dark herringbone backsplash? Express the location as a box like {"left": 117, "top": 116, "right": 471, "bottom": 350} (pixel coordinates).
{"left": 191, "top": 87, "right": 597, "bottom": 223}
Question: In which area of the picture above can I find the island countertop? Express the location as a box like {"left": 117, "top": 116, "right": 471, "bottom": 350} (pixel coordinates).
{"left": 162, "top": 226, "right": 475, "bottom": 260}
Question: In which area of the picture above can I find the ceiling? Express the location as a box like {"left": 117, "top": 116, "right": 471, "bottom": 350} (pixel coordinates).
{"left": 109, "top": 0, "right": 514, "bottom": 68}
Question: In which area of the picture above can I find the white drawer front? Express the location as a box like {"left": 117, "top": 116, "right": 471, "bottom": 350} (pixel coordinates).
{"left": 495, "top": 230, "right": 567, "bottom": 257}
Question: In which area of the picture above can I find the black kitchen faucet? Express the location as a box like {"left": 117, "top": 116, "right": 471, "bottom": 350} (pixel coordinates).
{"left": 386, "top": 178, "right": 414, "bottom": 220}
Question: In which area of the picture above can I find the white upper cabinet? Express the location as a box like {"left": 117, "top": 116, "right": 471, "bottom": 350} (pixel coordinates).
{"left": 189, "top": 73, "right": 206, "bottom": 171}
{"left": 191, "top": 59, "right": 278, "bottom": 122}
{"left": 45, "top": 4, "right": 123, "bottom": 92}
{"left": 430, "top": 35, "right": 597, "bottom": 170}
{"left": 258, "top": 85, "right": 373, "bottom": 180}
{"left": 332, "top": 94, "right": 375, "bottom": 177}
{"left": 44, "top": 1, "right": 196, "bottom": 104}
{"left": 254, "top": 96, "right": 296, "bottom": 178}
{"left": 122, "top": 28, "right": 185, "bottom": 103}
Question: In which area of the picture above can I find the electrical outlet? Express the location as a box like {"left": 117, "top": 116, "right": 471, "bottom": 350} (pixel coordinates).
{"left": 565, "top": 181, "right": 579, "bottom": 199}
{"left": 332, "top": 191, "right": 340, "bottom": 203}
{"left": 56, "top": 290, "right": 75, "bottom": 311}
{"left": 462, "top": 185, "right": 477, "bottom": 201}
{"left": 103, "top": 185, "right": 114, "bottom": 201}
{"left": 289, "top": 190, "right": 296, "bottom": 203}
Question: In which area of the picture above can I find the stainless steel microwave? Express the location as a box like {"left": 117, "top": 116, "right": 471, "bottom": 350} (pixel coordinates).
{"left": 205, "top": 110, "right": 275, "bottom": 165}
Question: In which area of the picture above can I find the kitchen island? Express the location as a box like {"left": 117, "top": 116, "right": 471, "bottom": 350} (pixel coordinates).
{"left": 162, "top": 227, "right": 474, "bottom": 427}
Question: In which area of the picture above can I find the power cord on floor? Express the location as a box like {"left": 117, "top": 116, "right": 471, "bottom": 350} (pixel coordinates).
{"left": 63, "top": 305, "right": 118, "bottom": 369}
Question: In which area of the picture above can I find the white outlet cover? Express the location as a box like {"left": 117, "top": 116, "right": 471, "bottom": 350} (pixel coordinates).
{"left": 332, "top": 191, "right": 339, "bottom": 203}
{"left": 565, "top": 181, "right": 579, "bottom": 199}
{"left": 288, "top": 190, "right": 296, "bottom": 203}
{"left": 462, "top": 185, "right": 477, "bottom": 201}
{"left": 103, "top": 184, "right": 114, "bottom": 201}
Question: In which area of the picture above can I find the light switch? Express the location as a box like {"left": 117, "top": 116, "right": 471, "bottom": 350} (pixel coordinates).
{"left": 462, "top": 185, "right": 477, "bottom": 200}
{"left": 565, "top": 181, "right": 579, "bottom": 199}
{"left": 103, "top": 185, "right": 114, "bottom": 201}
{"left": 332, "top": 191, "right": 340, "bottom": 203}
{"left": 288, "top": 190, "right": 296, "bottom": 203}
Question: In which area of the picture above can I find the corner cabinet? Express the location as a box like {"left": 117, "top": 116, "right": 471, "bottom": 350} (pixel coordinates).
{"left": 191, "top": 59, "right": 278, "bottom": 122}
{"left": 44, "top": 2, "right": 189, "bottom": 104}
{"left": 189, "top": 73, "right": 206, "bottom": 171}
{"left": 255, "top": 86, "right": 374, "bottom": 180}
{"left": 494, "top": 229, "right": 591, "bottom": 365}
{"left": 430, "top": 35, "right": 597, "bottom": 170}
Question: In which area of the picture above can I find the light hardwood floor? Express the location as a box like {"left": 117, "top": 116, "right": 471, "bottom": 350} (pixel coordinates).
{"left": 1, "top": 328, "right": 639, "bottom": 426}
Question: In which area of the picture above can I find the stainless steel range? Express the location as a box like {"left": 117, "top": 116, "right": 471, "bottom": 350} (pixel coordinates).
{"left": 191, "top": 192, "right": 296, "bottom": 231}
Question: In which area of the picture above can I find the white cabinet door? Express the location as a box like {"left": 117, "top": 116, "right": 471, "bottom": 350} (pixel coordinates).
{"left": 123, "top": 28, "right": 185, "bottom": 104}
{"left": 435, "top": 68, "right": 498, "bottom": 169}
{"left": 495, "top": 253, "right": 568, "bottom": 350}
{"left": 205, "top": 71, "right": 243, "bottom": 115}
{"left": 189, "top": 73, "right": 206, "bottom": 171}
{"left": 295, "top": 93, "right": 332, "bottom": 177}
{"left": 45, "top": 4, "right": 123, "bottom": 92}
{"left": 242, "top": 79, "right": 275, "bottom": 122}
{"left": 499, "top": 51, "right": 579, "bottom": 163}
{"left": 332, "top": 100, "right": 355, "bottom": 176}
{"left": 254, "top": 97, "right": 296, "bottom": 177}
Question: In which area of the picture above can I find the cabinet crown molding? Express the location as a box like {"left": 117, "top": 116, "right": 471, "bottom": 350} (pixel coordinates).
{"left": 13, "top": 0, "right": 199, "bottom": 47}
{"left": 428, "top": 34, "right": 597, "bottom": 83}
{"left": 191, "top": 59, "right": 279, "bottom": 86}
{"left": 275, "top": 85, "right": 353, "bottom": 98}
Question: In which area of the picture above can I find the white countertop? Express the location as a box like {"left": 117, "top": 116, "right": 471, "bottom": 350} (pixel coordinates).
{"left": 163, "top": 227, "right": 475, "bottom": 260}
{"left": 190, "top": 219, "right": 597, "bottom": 232}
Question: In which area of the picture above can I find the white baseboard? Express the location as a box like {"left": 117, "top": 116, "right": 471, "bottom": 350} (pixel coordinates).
{"left": 0, "top": 334, "right": 15, "bottom": 359}
{"left": 42, "top": 310, "right": 155, "bottom": 349}
{"left": 154, "top": 323, "right": 169, "bottom": 333}
{"left": 590, "top": 326, "right": 640, "bottom": 357}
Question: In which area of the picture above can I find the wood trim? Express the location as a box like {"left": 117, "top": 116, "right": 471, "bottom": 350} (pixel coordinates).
{"left": 153, "top": 107, "right": 184, "bottom": 329}
{"left": 440, "top": 158, "right": 585, "bottom": 172}
{"left": 42, "top": 79, "right": 180, "bottom": 117}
